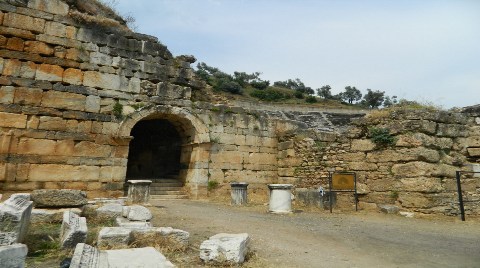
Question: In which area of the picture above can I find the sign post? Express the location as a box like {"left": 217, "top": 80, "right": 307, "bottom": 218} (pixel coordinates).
{"left": 328, "top": 171, "right": 357, "bottom": 213}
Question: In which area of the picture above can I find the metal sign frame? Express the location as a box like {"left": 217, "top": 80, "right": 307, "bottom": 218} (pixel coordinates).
{"left": 455, "top": 171, "right": 480, "bottom": 221}
{"left": 328, "top": 171, "right": 358, "bottom": 213}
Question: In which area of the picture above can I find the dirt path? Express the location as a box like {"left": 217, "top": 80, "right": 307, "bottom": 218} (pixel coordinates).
{"left": 150, "top": 200, "right": 480, "bottom": 268}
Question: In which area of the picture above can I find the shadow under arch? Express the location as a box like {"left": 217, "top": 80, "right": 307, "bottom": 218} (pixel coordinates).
{"left": 117, "top": 105, "right": 211, "bottom": 198}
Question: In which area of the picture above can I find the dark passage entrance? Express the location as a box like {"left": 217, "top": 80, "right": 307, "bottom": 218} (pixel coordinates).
{"left": 126, "top": 119, "right": 182, "bottom": 179}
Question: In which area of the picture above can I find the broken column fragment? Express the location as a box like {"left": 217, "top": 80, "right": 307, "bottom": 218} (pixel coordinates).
{"left": 0, "top": 194, "right": 33, "bottom": 245}
{"left": 60, "top": 210, "right": 87, "bottom": 249}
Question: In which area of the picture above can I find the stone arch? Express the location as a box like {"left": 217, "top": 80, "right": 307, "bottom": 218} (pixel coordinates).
{"left": 117, "top": 105, "right": 211, "bottom": 198}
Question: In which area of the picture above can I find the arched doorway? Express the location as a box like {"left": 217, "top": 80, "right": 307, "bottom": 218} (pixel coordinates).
{"left": 126, "top": 119, "right": 182, "bottom": 180}
{"left": 118, "top": 105, "right": 211, "bottom": 199}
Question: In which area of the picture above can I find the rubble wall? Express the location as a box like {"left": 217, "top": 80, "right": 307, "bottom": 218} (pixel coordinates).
{"left": 280, "top": 108, "right": 480, "bottom": 215}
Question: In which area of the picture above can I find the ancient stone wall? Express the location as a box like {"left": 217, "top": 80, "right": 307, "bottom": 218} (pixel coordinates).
{"left": 283, "top": 108, "right": 480, "bottom": 215}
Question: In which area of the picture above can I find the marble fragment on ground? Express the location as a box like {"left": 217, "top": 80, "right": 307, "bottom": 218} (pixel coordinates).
{"left": 200, "top": 233, "right": 250, "bottom": 264}
{"left": 116, "top": 217, "right": 153, "bottom": 228}
{"left": 125, "top": 205, "right": 152, "bottom": 221}
{"left": 0, "top": 194, "right": 33, "bottom": 245}
{"left": 60, "top": 211, "right": 87, "bottom": 249}
{"left": 0, "top": 243, "right": 28, "bottom": 268}
{"left": 96, "top": 203, "right": 123, "bottom": 218}
{"left": 97, "top": 227, "right": 132, "bottom": 247}
{"left": 132, "top": 227, "right": 190, "bottom": 248}
{"left": 70, "top": 243, "right": 174, "bottom": 268}
{"left": 31, "top": 189, "right": 87, "bottom": 208}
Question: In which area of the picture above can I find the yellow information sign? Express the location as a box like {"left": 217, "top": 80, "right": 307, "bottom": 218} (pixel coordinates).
{"left": 332, "top": 173, "right": 355, "bottom": 190}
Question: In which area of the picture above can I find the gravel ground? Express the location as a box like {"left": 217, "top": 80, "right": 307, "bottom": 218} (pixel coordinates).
{"left": 150, "top": 200, "right": 480, "bottom": 268}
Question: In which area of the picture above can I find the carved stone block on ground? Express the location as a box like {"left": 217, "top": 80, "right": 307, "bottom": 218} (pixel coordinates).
{"left": 0, "top": 243, "right": 28, "bottom": 268}
{"left": 132, "top": 227, "right": 190, "bottom": 248}
{"left": 97, "top": 227, "right": 132, "bottom": 248}
{"left": 69, "top": 243, "right": 103, "bottom": 268}
{"left": 31, "top": 189, "right": 87, "bottom": 208}
{"left": 378, "top": 204, "right": 400, "bottom": 214}
{"left": 31, "top": 208, "right": 83, "bottom": 223}
{"left": 0, "top": 194, "right": 33, "bottom": 245}
{"left": 116, "top": 217, "right": 153, "bottom": 229}
{"left": 96, "top": 203, "right": 123, "bottom": 218}
{"left": 60, "top": 211, "right": 87, "bottom": 249}
{"left": 200, "top": 233, "right": 250, "bottom": 264}
{"left": 126, "top": 205, "right": 152, "bottom": 221}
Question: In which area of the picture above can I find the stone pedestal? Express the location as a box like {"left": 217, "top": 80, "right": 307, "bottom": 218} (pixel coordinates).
{"left": 268, "top": 184, "right": 293, "bottom": 213}
{"left": 230, "top": 182, "right": 248, "bottom": 206}
{"left": 127, "top": 180, "right": 152, "bottom": 205}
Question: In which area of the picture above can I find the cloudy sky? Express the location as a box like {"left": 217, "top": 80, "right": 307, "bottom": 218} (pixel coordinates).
{"left": 114, "top": 0, "right": 480, "bottom": 108}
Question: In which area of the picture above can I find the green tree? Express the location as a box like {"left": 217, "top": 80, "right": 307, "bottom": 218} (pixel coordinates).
{"left": 341, "top": 86, "right": 362, "bottom": 104}
{"left": 273, "top": 78, "right": 314, "bottom": 95}
{"left": 362, "top": 89, "right": 385, "bottom": 108}
{"left": 317, "top": 85, "right": 333, "bottom": 99}
{"left": 383, "top": 95, "right": 398, "bottom": 107}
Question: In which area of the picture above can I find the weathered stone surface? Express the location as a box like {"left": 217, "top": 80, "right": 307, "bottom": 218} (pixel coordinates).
{"left": 63, "top": 68, "right": 83, "bottom": 85}
{"left": 83, "top": 71, "right": 120, "bottom": 90}
{"left": 96, "top": 203, "right": 123, "bottom": 218}
{"left": 200, "top": 233, "right": 250, "bottom": 264}
{"left": 126, "top": 205, "right": 152, "bottom": 221}
{"left": 132, "top": 227, "right": 190, "bottom": 248}
{"left": 0, "top": 194, "right": 33, "bottom": 245}
{"left": 24, "top": 41, "right": 53, "bottom": 55}
{"left": 97, "top": 227, "right": 132, "bottom": 247}
{"left": 31, "top": 207, "right": 82, "bottom": 223}
{"left": 60, "top": 210, "right": 87, "bottom": 248}
{"left": 41, "top": 90, "right": 86, "bottom": 111}
{"left": 0, "top": 112, "right": 27, "bottom": 128}
{"left": 105, "top": 247, "right": 174, "bottom": 268}
{"left": 69, "top": 243, "right": 101, "bottom": 268}
{"left": 31, "top": 189, "right": 87, "bottom": 208}
{"left": 3, "top": 12, "right": 45, "bottom": 33}
{"left": 116, "top": 216, "right": 152, "bottom": 229}
{"left": 467, "top": 148, "right": 480, "bottom": 157}
{"left": 378, "top": 204, "right": 400, "bottom": 214}
{"left": 0, "top": 243, "right": 28, "bottom": 268}
{"left": 36, "top": 64, "right": 63, "bottom": 81}
{"left": 27, "top": 0, "right": 69, "bottom": 15}
{"left": 351, "top": 139, "right": 375, "bottom": 151}
{"left": 126, "top": 180, "right": 151, "bottom": 205}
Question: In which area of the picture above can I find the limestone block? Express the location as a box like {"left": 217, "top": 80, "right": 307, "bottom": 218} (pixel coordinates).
{"left": 105, "top": 247, "right": 174, "bottom": 268}
{"left": 3, "top": 13, "right": 45, "bottom": 33}
{"left": 437, "top": 123, "right": 468, "bottom": 137}
{"left": 31, "top": 208, "right": 82, "bottom": 223}
{"left": 0, "top": 243, "right": 28, "bottom": 268}
{"left": 398, "top": 193, "right": 433, "bottom": 208}
{"left": 31, "top": 189, "right": 87, "bottom": 208}
{"left": 63, "top": 68, "right": 83, "bottom": 85}
{"left": 2, "top": 59, "right": 21, "bottom": 77}
{"left": 36, "top": 64, "right": 63, "bottom": 82}
{"left": 60, "top": 211, "right": 87, "bottom": 249}
{"left": 19, "top": 61, "right": 36, "bottom": 79}
{"left": 132, "top": 227, "right": 190, "bottom": 247}
{"left": 399, "top": 177, "right": 443, "bottom": 193}
{"left": 13, "top": 87, "right": 42, "bottom": 105}
{"left": 127, "top": 205, "right": 152, "bottom": 221}
{"left": 28, "top": 0, "right": 69, "bottom": 15}
{"left": 85, "top": 95, "right": 101, "bottom": 113}
{"left": 0, "top": 194, "right": 33, "bottom": 245}
{"left": 351, "top": 139, "right": 375, "bottom": 151}
{"left": 116, "top": 217, "right": 153, "bottom": 229}
{"left": 391, "top": 162, "right": 456, "bottom": 178}
{"left": 65, "top": 48, "right": 90, "bottom": 62}
{"left": 17, "top": 138, "right": 56, "bottom": 155}
{"left": 83, "top": 71, "right": 121, "bottom": 90}
{"left": 467, "top": 148, "right": 480, "bottom": 157}
{"left": 97, "top": 227, "right": 132, "bottom": 247}
{"left": 200, "top": 233, "right": 250, "bottom": 264}
{"left": 459, "top": 136, "right": 480, "bottom": 147}
{"left": 24, "top": 40, "right": 53, "bottom": 55}
{"left": 0, "top": 58, "right": 4, "bottom": 74}
{"left": 348, "top": 162, "right": 378, "bottom": 171}
{"left": 38, "top": 116, "right": 66, "bottom": 131}
{"left": 44, "top": 21, "right": 67, "bottom": 37}
{"left": 73, "top": 141, "right": 112, "bottom": 158}
{"left": 378, "top": 204, "right": 400, "bottom": 214}
{"left": 90, "top": 51, "right": 112, "bottom": 66}
{"left": 69, "top": 243, "right": 102, "bottom": 268}
{"left": 247, "top": 152, "right": 277, "bottom": 165}
{"left": 6, "top": 37, "right": 24, "bottom": 51}
{"left": 0, "top": 112, "right": 27, "bottom": 128}
{"left": 96, "top": 203, "right": 123, "bottom": 218}
{"left": 0, "top": 86, "right": 14, "bottom": 104}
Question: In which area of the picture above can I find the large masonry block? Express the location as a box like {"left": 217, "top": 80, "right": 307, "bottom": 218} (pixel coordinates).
{"left": 0, "top": 112, "right": 27, "bottom": 128}
{"left": 3, "top": 13, "right": 45, "bottom": 33}
{"left": 41, "top": 90, "right": 86, "bottom": 111}
{"left": 28, "top": 0, "right": 69, "bottom": 15}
